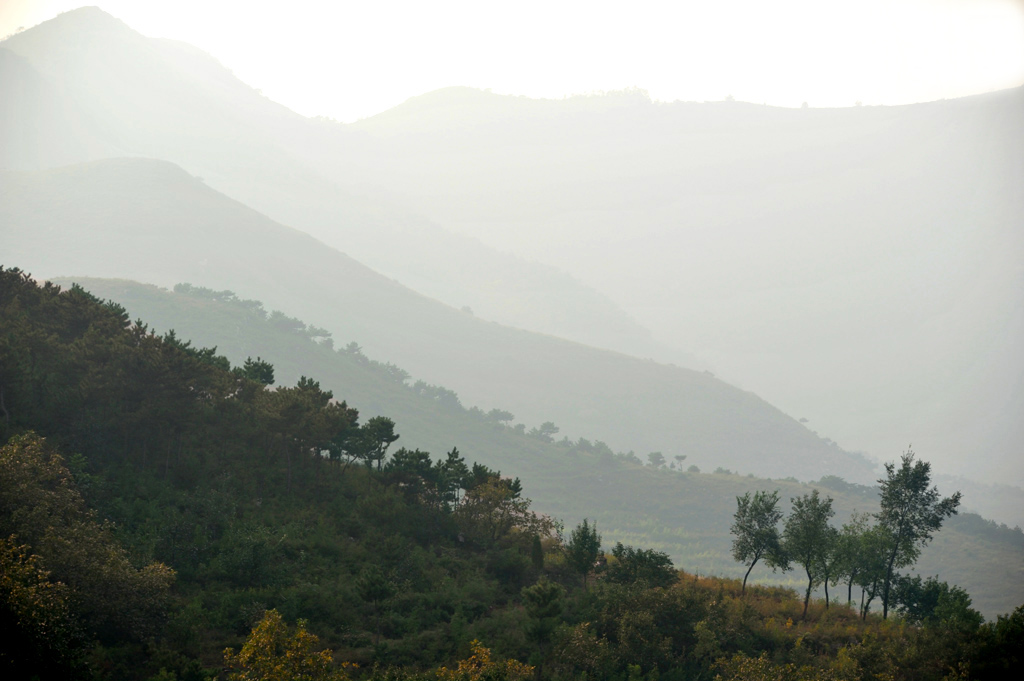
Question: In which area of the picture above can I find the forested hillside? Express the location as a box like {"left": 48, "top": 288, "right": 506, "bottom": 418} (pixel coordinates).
{"left": 2, "top": 5, "right": 1022, "bottom": 680}
{"left": 50, "top": 275, "right": 1024, "bottom": 619}
{"left": 2, "top": 268, "right": 1022, "bottom": 681}
{"left": 0, "top": 158, "right": 874, "bottom": 484}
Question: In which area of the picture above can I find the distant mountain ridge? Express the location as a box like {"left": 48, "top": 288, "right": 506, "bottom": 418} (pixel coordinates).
{"left": 0, "top": 6, "right": 677, "bottom": 365}
{"left": 3, "top": 6, "right": 1020, "bottom": 489}
{"left": 0, "top": 157, "right": 875, "bottom": 484}
{"left": 341, "top": 85, "right": 1024, "bottom": 488}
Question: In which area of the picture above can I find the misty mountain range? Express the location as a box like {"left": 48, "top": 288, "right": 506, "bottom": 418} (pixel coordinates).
{"left": 1, "top": 8, "right": 1021, "bottom": 501}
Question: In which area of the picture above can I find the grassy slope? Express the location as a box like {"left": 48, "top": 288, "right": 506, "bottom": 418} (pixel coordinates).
{"left": 55, "top": 277, "right": 1024, "bottom": 619}
{"left": 1, "top": 158, "right": 873, "bottom": 485}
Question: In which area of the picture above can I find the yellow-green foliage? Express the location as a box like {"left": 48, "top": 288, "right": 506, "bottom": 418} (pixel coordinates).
{"left": 435, "top": 640, "right": 533, "bottom": 681}
{"left": 0, "top": 433, "right": 175, "bottom": 641}
{"left": 0, "top": 535, "right": 80, "bottom": 673}
{"left": 224, "top": 609, "right": 356, "bottom": 681}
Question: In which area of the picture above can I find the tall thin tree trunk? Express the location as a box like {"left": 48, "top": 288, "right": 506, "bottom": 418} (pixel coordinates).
{"left": 882, "top": 550, "right": 898, "bottom": 619}
{"left": 742, "top": 561, "right": 756, "bottom": 595}
{"left": 803, "top": 568, "right": 812, "bottom": 619}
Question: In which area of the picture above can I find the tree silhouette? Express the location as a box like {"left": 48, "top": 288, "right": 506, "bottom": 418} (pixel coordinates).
{"left": 876, "top": 449, "right": 960, "bottom": 618}
{"left": 566, "top": 519, "right": 602, "bottom": 590}
{"left": 731, "top": 490, "right": 786, "bottom": 594}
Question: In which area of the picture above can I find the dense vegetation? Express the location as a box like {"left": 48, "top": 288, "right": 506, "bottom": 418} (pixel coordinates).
{"left": 1, "top": 268, "right": 1022, "bottom": 680}
{"left": 63, "top": 276, "right": 1024, "bottom": 618}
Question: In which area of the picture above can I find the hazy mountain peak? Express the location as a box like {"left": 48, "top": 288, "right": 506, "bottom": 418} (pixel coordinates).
{"left": 2, "top": 5, "right": 134, "bottom": 51}
{"left": 0, "top": 5, "right": 159, "bottom": 87}
{"left": 356, "top": 85, "right": 655, "bottom": 132}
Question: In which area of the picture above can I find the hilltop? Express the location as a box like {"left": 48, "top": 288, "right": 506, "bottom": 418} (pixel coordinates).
{"left": 2, "top": 7, "right": 1020, "bottom": 486}
{"left": 0, "top": 7, "right": 668, "bottom": 363}
{"left": 1, "top": 157, "right": 874, "bottom": 484}
{"left": 48, "top": 275, "right": 1024, "bottom": 619}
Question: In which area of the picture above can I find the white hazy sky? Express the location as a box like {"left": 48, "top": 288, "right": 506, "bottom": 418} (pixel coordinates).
{"left": 2, "top": 0, "right": 1023, "bottom": 121}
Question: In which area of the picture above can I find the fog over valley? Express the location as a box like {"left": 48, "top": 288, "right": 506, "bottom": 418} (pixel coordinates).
{"left": 2, "top": 3, "right": 1023, "bottom": 678}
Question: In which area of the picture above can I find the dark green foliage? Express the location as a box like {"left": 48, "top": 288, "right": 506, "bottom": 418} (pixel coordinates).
{"left": 606, "top": 543, "right": 677, "bottom": 589}
{"left": 876, "top": 449, "right": 961, "bottom": 618}
{"left": 530, "top": 534, "right": 544, "bottom": 571}
{"left": 730, "top": 490, "right": 785, "bottom": 594}
{"left": 235, "top": 356, "right": 276, "bottom": 385}
{"left": 972, "top": 605, "right": 1024, "bottom": 680}
{"left": 893, "top": 574, "right": 984, "bottom": 630}
{"left": 0, "top": 434, "right": 175, "bottom": 643}
{"left": 783, "top": 489, "right": 837, "bottom": 619}
{"left": 357, "top": 565, "right": 397, "bottom": 647}
{"left": 55, "top": 276, "right": 1024, "bottom": 619}
{"left": 521, "top": 578, "right": 564, "bottom": 658}
{"left": 566, "top": 519, "right": 602, "bottom": 590}
{"left": 1, "top": 268, "right": 1021, "bottom": 681}
{"left": 359, "top": 416, "right": 400, "bottom": 471}
{"left": 0, "top": 269, "right": 550, "bottom": 674}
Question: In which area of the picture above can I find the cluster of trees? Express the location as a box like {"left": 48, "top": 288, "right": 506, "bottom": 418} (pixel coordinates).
{"left": 0, "top": 433, "right": 177, "bottom": 677}
{"left": 3, "top": 269, "right": 1022, "bottom": 681}
{"left": 732, "top": 453, "right": 962, "bottom": 620}
{"left": 219, "top": 566, "right": 1024, "bottom": 681}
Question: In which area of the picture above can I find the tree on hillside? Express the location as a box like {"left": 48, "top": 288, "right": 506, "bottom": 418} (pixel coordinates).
{"left": 438, "top": 447, "right": 471, "bottom": 510}
{"left": 356, "top": 565, "right": 396, "bottom": 647}
{"left": 783, "top": 489, "right": 837, "bottom": 618}
{"left": 234, "top": 356, "right": 275, "bottom": 385}
{"left": 876, "top": 449, "right": 961, "bottom": 619}
{"left": 521, "top": 578, "right": 565, "bottom": 659}
{"left": 566, "top": 519, "right": 602, "bottom": 590}
{"left": 0, "top": 536, "right": 83, "bottom": 677}
{"left": 0, "top": 433, "right": 175, "bottom": 643}
{"left": 384, "top": 447, "right": 437, "bottom": 499}
{"left": 606, "top": 542, "right": 677, "bottom": 588}
{"left": 892, "top": 574, "right": 983, "bottom": 630}
{"left": 854, "top": 524, "right": 891, "bottom": 619}
{"left": 832, "top": 511, "right": 871, "bottom": 607}
{"left": 359, "top": 416, "right": 400, "bottom": 471}
{"left": 485, "top": 409, "right": 515, "bottom": 425}
{"left": 731, "top": 490, "right": 786, "bottom": 594}
{"left": 528, "top": 421, "right": 560, "bottom": 443}
{"left": 455, "top": 475, "right": 552, "bottom": 545}
{"left": 224, "top": 609, "right": 349, "bottom": 681}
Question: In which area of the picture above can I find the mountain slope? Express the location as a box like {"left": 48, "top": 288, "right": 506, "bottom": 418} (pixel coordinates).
{"left": 0, "top": 7, "right": 671, "bottom": 363}
{"left": 0, "top": 157, "right": 873, "bottom": 484}
{"left": 42, "top": 275, "right": 1024, "bottom": 619}
{"left": 4, "top": 9, "right": 1021, "bottom": 486}
{"left": 340, "top": 85, "right": 1024, "bottom": 487}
